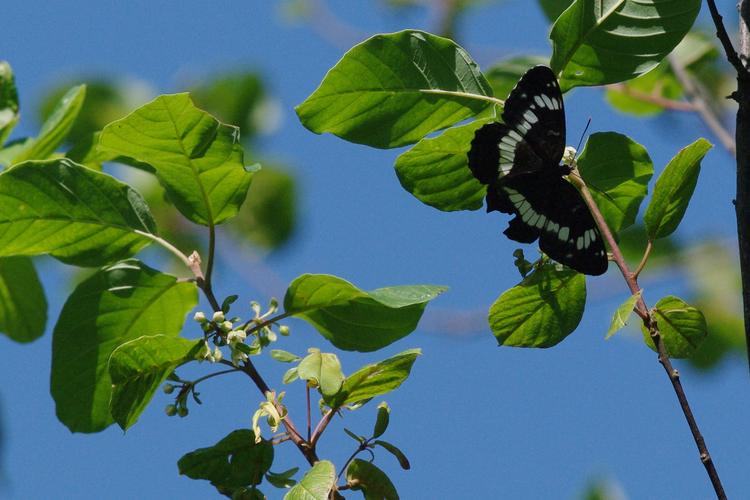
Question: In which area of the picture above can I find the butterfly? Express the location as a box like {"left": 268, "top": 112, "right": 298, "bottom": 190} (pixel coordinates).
{"left": 467, "top": 65, "right": 607, "bottom": 276}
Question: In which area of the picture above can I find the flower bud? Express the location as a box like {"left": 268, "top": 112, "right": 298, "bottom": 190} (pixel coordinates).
{"left": 163, "top": 383, "right": 175, "bottom": 394}
{"left": 165, "top": 404, "right": 177, "bottom": 416}
{"left": 212, "top": 346, "right": 223, "bottom": 362}
{"left": 279, "top": 325, "right": 290, "bottom": 336}
{"left": 220, "top": 320, "right": 234, "bottom": 332}
{"left": 177, "top": 406, "right": 189, "bottom": 417}
{"left": 212, "top": 311, "right": 225, "bottom": 323}
{"left": 193, "top": 311, "right": 207, "bottom": 323}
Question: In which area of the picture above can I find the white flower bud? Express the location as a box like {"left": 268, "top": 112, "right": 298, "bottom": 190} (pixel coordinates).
{"left": 212, "top": 311, "right": 225, "bottom": 322}
{"left": 193, "top": 311, "right": 207, "bottom": 323}
{"left": 212, "top": 346, "right": 223, "bottom": 362}
{"left": 220, "top": 320, "right": 234, "bottom": 332}
{"left": 227, "top": 330, "right": 247, "bottom": 343}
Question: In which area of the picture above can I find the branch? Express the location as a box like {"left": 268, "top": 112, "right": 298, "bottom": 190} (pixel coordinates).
{"left": 606, "top": 83, "right": 697, "bottom": 112}
{"left": 572, "top": 172, "right": 727, "bottom": 499}
{"left": 309, "top": 408, "right": 336, "bottom": 449}
{"left": 706, "top": 0, "right": 745, "bottom": 73}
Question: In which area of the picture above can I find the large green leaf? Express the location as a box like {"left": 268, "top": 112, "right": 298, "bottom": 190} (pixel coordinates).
{"left": 550, "top": 0, "right": 701, "bottom": 91}
{"left": 109, "top": 334, "right": 203, "bottom": 430}
{"left": 327, "top": 349, "right": 420, "bottom": 408}
{"left": 11, "top": 85, "right": 86, "bottom": 164}
{"left": 577, "top": 132, "right": 653, "bottom": 235}
{"left": 178, "top": 429, "right": 273, "bottom": 494}
{"left": 641, "top": 295, "right": 707, "bottom": 358}
{"left": 346, "top": 459, "right": 399, "bottom": 500}
{"left": 284, "top": 274, "right": 446, "bottom": 352}
{"left": 394, "top": 119, "right": 489, "bottom": 211}
{"left": 284, "top": 461, "right": 336, "bottom": 500}
{"left": 296, "top": 30, "right": 493, "bottom": 149}
{"left": 0, "top": 159, "right": 156, "bottom": 266}
{"left": 51, "top": 260, "right": 198, "bottom": 433}
{"left": 0, "top": 256, "right": 46, "bottom": 343}
{"left": 99, "top": 93, "right": 256, "bottom": 226}
{"left": 0, "top": 61, "right": 19, "bottom": 146}
{"left": 644, "top": 138, "right": 711, "bottom": 240}
{"left": 489, "top": 264, "right": 586, "bottom": 347}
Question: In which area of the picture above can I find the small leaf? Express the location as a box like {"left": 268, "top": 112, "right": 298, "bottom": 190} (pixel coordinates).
{"left": 577, "top": 132, "right": 653, "bottom": 235}
{"left": 512, "top": 249, "right": 533, "bottom": 278}
{"left": 641, "top": 295, "right": 707, "bottom": 358}
{"left": 606, "top": 290, "right": 642, "bottom": 339}
{"left": 270, "top": 349, "right": 301, "bottom": 363}
{"left": 284, "top": 460, "right": 336, "bottom": 500}
{"left": 178, "top": 429, "right": 274, "bottom": 493}
{"left": 489, "top": 264, "right": 586, "bottom": 348}
{"left": 284, "top": 274, "right": 446, "bottom": 352}
{"left": 550, "top": 0, "right": 702, "bottom": 91}
{"left": 327, "top": 349, "right": 420, "bottom": 408}
{"left": 0, "top": 159, "right": 157, "bottom": 266}
{"left": 265, "top": 468, "right": 299, "bottom": 489}
{"left": 11, "top": 85, "right": 86, "bottom": 164}
{"left": 222, "top": 294, "right": 239, "bottom": 313}
{"left": 344, "top": 427, "right": 366, "bottom": 444}
{"left": 109, "top": 335, "right": 203, "bottom": 430}
{"left": 297, "top": 350, "right": 344, "bottom": 397}
{"left": 346, "top": 459, "right": 399, "bottom": 500}
{"left": 373, "top": 440, "right": 411, "bottom": 470}
{"left": 296, "top": 30, "right": 493, "bottom": 149}
{"left": 372, "top": 402, "right": 390, "bottom": 439}
{"left": 0, "top": 61, "right": 19, "bottom": 146}
{"left": 51, "top": 260, "right": 198, "bottom": 433}
{"left": 394, "top": 119, "right": 490, "bottom": 212}
{"left": 282, "top": 366, "right": 299, "bottom": 384}
{"left": 99, "top": 93, "right": 255, "bottom": 226}
{"left": 0, "top": 257, "right": 47, "bottom": 343}
{"left": 644, "top": 138, "right": 712, "bottom": 240}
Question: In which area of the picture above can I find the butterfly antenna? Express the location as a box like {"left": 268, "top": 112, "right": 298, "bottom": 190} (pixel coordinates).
{"left": 575, "top": 117, "right": 592, "bottom": 154}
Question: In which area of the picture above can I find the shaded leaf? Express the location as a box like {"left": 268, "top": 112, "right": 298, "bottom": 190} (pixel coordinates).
{"left": 0, "top": 257, "right": 47, "bottom": 343}
{"left": 265, "top": 468, "right": 299, "bottom": 489}
{"left": 0, "top": 159, "right": 156, "bottom": 266}
{"left": 284, "top": 460, "right": 336, "bottom": 500}
{"left": 99, "top": 93, "right": 255, "bottom": 226}
{"left": 394, "top": 118, "right": 489, "bottom": 211}
{"left": 109, "top": 335, "right": 203, "bottom": 430}
{"left": 51, "top": 260, "right": 198, "bottom": 432}
{"left": 644, "top": 138, "right": 711, "bottom": 240}
{"left": 489, "top": 264, "right": 585, "bottom": 348}
{"left": 373, "top": 402, "right": 390, "bottom": 439}
{"left": 373, "top": 440, "right": 410, "bottom": 470}
{"left": 641, "top": 295, "right": 707, "bottom": 358}
{"left": 577, "top": 132, "right": 653, "bottom": 235}
{"left": 485, "top": 55, "right": 550, "bottom": 99}
{"left": 346, "top": 459, "right": 399, "bottom": 500}
{"left": 178, "top": 429, "right": 273, "bottom": 493}
{"left": 327, "top": 349, "right": 420, "bottom": 408}
{"left": 550, "top": 0, "right": 701, "bottom": 91}
{"left": 284, "top": 274, "right": 446, "bottom": 352}
{"left": 0, "top": 61, "right": 19, "bottom": 146}
{"left": 606, "top": 290, "right": 641, "bottom": 339}
{"left": 296, "top": 30, "right": 493, "bottom": 149}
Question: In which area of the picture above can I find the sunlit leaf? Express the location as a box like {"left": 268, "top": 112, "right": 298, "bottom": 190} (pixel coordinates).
{"left": 606, "top": 290, "right": 641, "bottom": 339}
{"left": 297, "top": 349, "right": 344, "bottom": 397}
{"left": 641, "top": 295, "right": 707, "bottom": 358}
{"left": 296, "top": 30, "right": 493, "bottom": 149}
{"left": 284, "top": 460, "right": 335, "bottom": 500}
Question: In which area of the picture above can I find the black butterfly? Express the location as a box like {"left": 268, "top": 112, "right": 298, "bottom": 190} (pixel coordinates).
{"left": 467, "top": 65, "right": 607, "bottom": 276}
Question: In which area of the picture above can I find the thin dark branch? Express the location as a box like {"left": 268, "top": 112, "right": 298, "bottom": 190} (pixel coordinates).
{"left": 306, "top": 384, "right": 312, "bottom": 442}
{"left": 573, "top": 172, "right": 727, "bottom": 499}
{"left": 706, "top": 0, "right": 745, "bottom": 72}
{"left": 205, "top": 223, "right": 216, "bottom": 292}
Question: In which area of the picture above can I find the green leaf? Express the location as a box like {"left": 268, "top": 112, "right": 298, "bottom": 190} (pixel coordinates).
{"left": 297, "top": 349, "right": 345, "bottom": 397}
{"left": 265, "top": 468, "right": 299, "bottom": 489}
{"left": 327, "top": 349, "right": 420, "bottom": 408}
{"left": 373, "top": 440, "right": 411, "bottom": 470}
{"left": 394, "top": 119, "right": 489, "bottom": 212}
{"left": 0, "top": 61, "right": 19, "bottom": 146}
{"left": 270, "top": 349, "right": 301, "bottom": 363}
{"left": 604, "top": 62, "right": 683, "bottom": 116}
{"left": 296, "top": 29, "right": 493, "bottom": 149}
{"left": 178, "top": 429, "right": 274, "bottom": 493}
{"left": 485, "top": 55, "right": 551, "bottom": 99}
{"left": 284, "top": 460, "right": 336, "bottom": 500}
{"left": 99, "top": 93, "right": 255, "bottom": 226}
{"left": 109, "top": 335, "right": 203, "bottom": 430}
{"left": 538, "top": 0, "right": 575, "bottom": 22}
{"left": 606, "top": 290, "right": 641, "bottom": 339}
{"left": 577, "top": 132, "right": 653, "bottom": 235}
{"left": 230, "top": 165, "right": 297, "bottom": 250}
{"left": 344, "top": 427, "right": 366, "bottom": 444}
{"left": 282, "top": 366, "right": 299, "bottom": 384}
{"left": 12, "top": 85, "right": 86, "bottom": 163}
{"left": 550, "top": 0, "right": 701, "bottom": 91}
{"left": 489, "top": 264, "right": 586, "bottom": 348}
{"left": 641, "top": 295, "right": 707, "bottom": 358}
{"left": 373, "top": 401, "right": 390, "bottom": 438}
{"left": 346, "top": 459, "right": 399, "bottom": 500}
{"left": 284, "top": 274, "right": 446, "bottom": 352}
{"left": 644, "top": 138, "right": 711, "bottom": 240}
{"left": 51, "top": 260, "right": 198, "bottom": 432}
{"left": 0, "top": 256, "right": 47, "bottom": 343}
{"left": 0, "top": 159, "right": 157, "bottom": 266}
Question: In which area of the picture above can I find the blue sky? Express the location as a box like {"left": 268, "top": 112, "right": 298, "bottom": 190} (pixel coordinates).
{"left": 1, "top": 1, "right": 748, "bottom": 498}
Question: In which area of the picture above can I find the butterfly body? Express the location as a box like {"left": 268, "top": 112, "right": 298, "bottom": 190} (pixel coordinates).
{"left": 468, "top": 65, "right": 607, "bottom": 276}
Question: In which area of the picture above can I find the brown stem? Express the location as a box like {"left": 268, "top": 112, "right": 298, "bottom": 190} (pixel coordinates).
{"left": 607, "top": 83, "right": 697, "bottom": 111}
{"left": 310, "top": 409, "right": 336, "bottom": 449}
{"left": 573, "top": 172, "right": 727, "bottom": 499}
